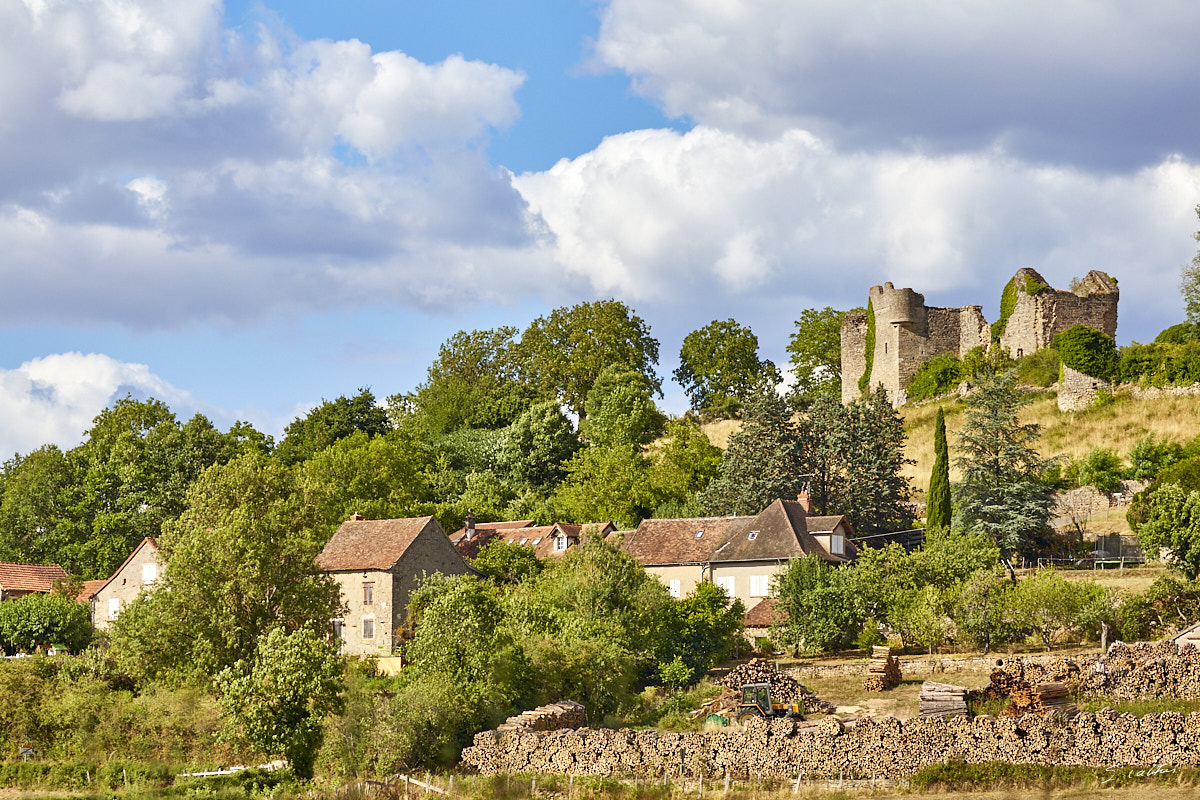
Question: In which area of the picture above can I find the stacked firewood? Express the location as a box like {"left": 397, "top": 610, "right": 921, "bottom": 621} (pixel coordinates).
{"left": 862, "top": 646, "right": 902, "bottom": 691}
{"left": 1008, "top": 682, "right": 1077, "bottom": 718}
{"left": 716, "top": 659, "right": 835, "bottom": 714}
{"left": 496, "top": 701, "right": 586, "bottom": 733}
{"left": 918, "top": 681, "right": 967, "bottom": 719}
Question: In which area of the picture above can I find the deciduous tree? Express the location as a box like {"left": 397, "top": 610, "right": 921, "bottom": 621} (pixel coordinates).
{"left": 786, "top": 307, "right": 847, "bottom": 408}
{"left": 674, "top": 319, "right": 780, "bottom": 415}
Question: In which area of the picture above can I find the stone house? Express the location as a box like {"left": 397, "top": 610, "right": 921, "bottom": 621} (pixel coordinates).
{"left": 90, "top": 537, "right": 161, "bottom": 630}
{"left": 0, "top": 561, "right": 68, "bottom": 602}
{"left": 619, "top": 496, "right": 856, "bottom": 610}
{"left": 316, "top": 514, "right": 474, "bottom": 657}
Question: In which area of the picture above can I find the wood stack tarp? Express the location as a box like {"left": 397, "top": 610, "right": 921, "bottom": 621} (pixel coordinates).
{"left": 863, "top": 646, "right": 902, "bottom": 691}
{"left": 918, "top": 681, "right": 967, "bottom": 719}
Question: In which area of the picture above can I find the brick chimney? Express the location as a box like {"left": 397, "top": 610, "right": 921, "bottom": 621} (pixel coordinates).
{"left": 349, "top": 512, "right": 365, "bottom": 521}
{"left": 796, "top": 490, "right": 812, "bottom": 513}
{"left": 465, "top": 509, "right": 476, "bottom": 541}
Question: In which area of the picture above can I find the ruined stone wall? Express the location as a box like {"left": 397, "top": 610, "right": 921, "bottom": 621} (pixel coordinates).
{"left": 461, "top": 711, "right": 1200, "bottom": 780}
{"left": 839, "top": 312, "right": 868, "bottom": 404}
{"left": 1059, "top": 365, "right": 1110, "bottom": 412}
{"left": 1001, "top": 269, "right": 1118, "bottom": 357}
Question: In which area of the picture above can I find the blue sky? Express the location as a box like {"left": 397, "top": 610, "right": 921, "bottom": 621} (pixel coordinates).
{"left": 1, "top": 0, "right": 1199, "bottom": 457}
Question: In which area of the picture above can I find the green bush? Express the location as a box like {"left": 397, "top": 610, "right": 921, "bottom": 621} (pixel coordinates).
{"left": 1117, "top": 340, "right": 1200, "bottom": 386}
{"left": 1054, "top": 325, "right": 1117, "bottom": 382}
{"left": 905, "top": 353, "right": 963, "bottom": 402}
{"left": 1071, "top": 448, "right": 1124, "bottom": 493}
{"left": 1155, "top": 322, "right": 1198, "bottom": 344}
{"left": 1016, "top": 347, "right": 1060, "bottom": 387}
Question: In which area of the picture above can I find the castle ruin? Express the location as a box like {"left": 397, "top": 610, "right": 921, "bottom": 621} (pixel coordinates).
{"left": 840, "top": 268, "right": 1118, "bottom": 406}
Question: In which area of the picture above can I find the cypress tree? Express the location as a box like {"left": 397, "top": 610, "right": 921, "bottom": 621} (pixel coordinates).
{"left": 927, "top": 406, "right": 952, "bottom": 531}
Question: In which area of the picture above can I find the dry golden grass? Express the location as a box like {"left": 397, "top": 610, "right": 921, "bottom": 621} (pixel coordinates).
{"left": 700, "top": 419, "right": 740, "bottom": 450}
{"left": 1053, "top": 565, "right": 1169, "bottom": 594}
{"left": 902, "top": 389, "right": 1200, "bottom": 497}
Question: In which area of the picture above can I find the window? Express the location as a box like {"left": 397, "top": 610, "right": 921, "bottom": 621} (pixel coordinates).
{"left": 363, "top": 582, "right": 374, "bottom": 606}
{"left": 830, "top": 535, "right": 845, "bottom": 556}
{"left": 142, "top": 562, "right": 157, "bottom": 584}
{"left": 108, "top": 597, "right": 121, "bottom": 620}
{"left": 332, "top": 618, "right": 344, "bottom": 640}
{"left": 554, "top": 536, "right": 568, "bottom": 552}
{"left": 669, "top": 579, "right": 681, "bottom": 598}
{"left": 362, "top": 618, "right": 375, "bottom": 639}
{"left": 695, "top": 529, "right": 705, "bottom": 539}
{"left": 531, "top": 538, "right": 542, "bottom": 545}
{"left": 715, "top": 576, "right": 735, "bottom": 599}
{"left": 520, "top": 538, "right": 529, "bottom": 545}
{"left": 747, "top": 530, "right": 759, "bottom": 541}
{"left": 750, "top": 575, "right": 770, "bottom": 597}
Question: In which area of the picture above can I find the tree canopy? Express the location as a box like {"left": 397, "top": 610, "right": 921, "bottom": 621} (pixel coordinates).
{"left": 674, "top": 319, "right": 780, "bottom": 415}
{"left": 787, "top": 307, "right": 846, "bottom": 408}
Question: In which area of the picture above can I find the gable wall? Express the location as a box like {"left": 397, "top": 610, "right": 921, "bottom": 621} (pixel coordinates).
{"left": 331, "top": 568, "right": 395, "bottom": 656}
{"left": 392, "top": 523, "right": 474, "bottom": 630}
{"left": 92, "top": 545, "right": 161, "bottom": 631}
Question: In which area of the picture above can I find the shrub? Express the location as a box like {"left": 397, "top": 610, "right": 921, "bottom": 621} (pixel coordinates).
{"left": 1016, "top": 347, "right": 1060, "bottom": 387}
{"left": 1127, "top": 434, "right": 1185, "bottom": 481}
{"left": 1155, "top": 322, "right": 1198, "bottom": 344}
{"left": 1073, "top": 448, "right": 1124, "bottom": 493}
{"left": 905, "top": 353, "right": 963, "bottom": 402}
{"left": 1054, "top": 325, "right": 1117, "bottom": 382}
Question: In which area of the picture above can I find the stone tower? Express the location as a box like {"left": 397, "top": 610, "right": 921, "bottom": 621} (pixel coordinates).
{"left": 840, "top": 282, "right": 989, "bottom": 405}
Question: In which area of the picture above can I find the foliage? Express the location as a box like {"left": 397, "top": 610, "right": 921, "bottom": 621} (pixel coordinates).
{"left": 857, "top": 299, "right": 876, "bottom": 395}
{"left": 952, "top": 370, "right": 1054, "bottom": 556}
{"left": 926, "top": 407, "right": 952, "bottom": 530}
{"left": 1186, "top": 205, "right": 1200, "bottom": 326}
{"left": 1054, "top": 325, "right": 1118, "bottom": 382}
{"left": 0, "top": 593, "right": 93, "bottom": 654}
{"left": 1064, "top": 447, "right": 1124, "bottom": 493}
{"left": 664, "top": 581, "right": 745, "bottom": 678}
{"left": 470, "top": 540, "right": 544, "bottom": 585}
{"left": 1155, "top": 322, "right": 1198, "bottom": 344}
{"left": 806, "top": 387, "right": 913, "bottom": 533}
{"left": 701, "top": 391, "right": 803, "bottom": 516}
{"left": 786, "top": 307, "right": 846, "bottom": 408}
{"left": 1136, "top": 483, "right": 1200, "bottom": 578}
{"left": 518, "top": 300, "right": 661, "bottom": 420}
{"left": 905, "top": 353, "right": 963, "bottom": 402}
{"left": 1128, "top": 433, "right": 1187, "bottom": 480}
{"left": 674, "top": 319, "right": 781, "bottom": 415}
{"left": 1128, "top": 454, "right": 1200, "bottom": 531}
{"left": 771, "top": 556, "right": 861, "bottom": 654}
{"left": 275, "top": 389, "right": 392, "bottom": 465}
{"left": 1012, "top": 571, "right": 1110, "bottom": 650}
{"left": 579, "top": 367, "right": 665, "bottom": 448}
{"left": 645, "top": 418, "right": 722, "bottom": 512}
{"left": 992, "top": 278, "right": 1017, "bottom": 342}
{"left": 1015, "top": 347, "right": 1061, "bottom": 387}
{"left": 215, "top": 626, "right": 344, "bottom": 779}
{"left": 404, "top": 326, "right": 537, "bottom": 435}
{"left": 895, "top": 584, "right": 954, "bottom": 654}
{"left": 109, "top": 452, "right": 341, "bottom": 684}
{"left": 496, "top": 400, "right": 579, "bottom": 488}
{"left": 952, "top": 568, "right": 1020, "bottom": 653}
{"left": 554, "top": 444, "right": 653, "bottom": 528}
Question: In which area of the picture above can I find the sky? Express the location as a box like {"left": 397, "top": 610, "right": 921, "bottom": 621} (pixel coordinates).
{"left": 2, "top": 0, "right": 1199, "bottom": 458}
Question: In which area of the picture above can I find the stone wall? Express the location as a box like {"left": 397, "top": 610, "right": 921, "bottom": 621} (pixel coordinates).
{"left": 1059, "top": 365, "right": 1110, "bottom": 411}
{"left": 1000, "top": 269, "right": 1118, "bottom": 358}
{"left": 461, "top": 711, "right": 1200, "bottom": 780}
{"left": 839, "top": 312, "right": 868, "bottom": 404}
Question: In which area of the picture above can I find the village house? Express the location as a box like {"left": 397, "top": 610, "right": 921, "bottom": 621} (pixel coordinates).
{"left": 90, "top": 537, "right": 162, "bottom": 630}
{"left": 619, "top": 494, "right": 856, "bottom": 610}
{"left": 316, "top": 514, "right": 474, "bottom": 657}
{"left": 0, "top": 561, "right": 69, "bottom": 602}
{"left": 451, "top": 513, "right": 616, "bottom": 560}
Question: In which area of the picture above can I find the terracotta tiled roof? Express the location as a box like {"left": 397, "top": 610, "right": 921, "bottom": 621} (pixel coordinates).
{"left": 77, "top": 579, "right": 108, "bottom": 602}
{"left": 0, "top": 562, "right": 68, "bottom": 594}
{"left": 454, "top": 527, "right": 504, "bottom": 560}
{"left": 316, "top": 516, "right": 443, "bottom": 572}
{"left": 715, "top": 499, "right": 826, "bottom": 562}
{"left": 449, "top": 519, "right": 535, "bottom": 543}
{"left": 493, "top": 522, "right": 616, "bottom": 558}
{"left": 804, "top": 515, "right": 847, "bottom": 534}
{"left": 622, "top": 516, "right": 753, "bottom": 565}
{"left": 744, "top": 597, "right": 785, "bottom": 628}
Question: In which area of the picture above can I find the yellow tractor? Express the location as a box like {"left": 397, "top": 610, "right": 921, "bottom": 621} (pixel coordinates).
{"left": 736, "top": 682, "right": 804, "bottom": 721}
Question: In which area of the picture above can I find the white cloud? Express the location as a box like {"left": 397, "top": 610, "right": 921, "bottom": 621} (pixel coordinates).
{"left": 515, "top": 127, "right": 1200, "bottom": 342}
{"left": 593, "top": 1, "right": 1200, "bottom": 167}
{"left": 0, "top": 353, "right": 192, "bottom": 456}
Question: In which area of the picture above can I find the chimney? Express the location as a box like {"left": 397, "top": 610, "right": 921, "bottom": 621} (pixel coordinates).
{"left": 796, "top": 490, "right": 812, "bottom": 514}
{"left": 465, "top": 509, "right": 475, "bottom": 541}
{"left": 349, "top": 512, "right": 365, "bottom": 521}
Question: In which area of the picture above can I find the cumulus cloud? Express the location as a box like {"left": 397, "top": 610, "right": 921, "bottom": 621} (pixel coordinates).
{"left": 0, "top": 0, "right": 546, "bottom": 328}
{"left": 593, "top": 1, "right": 1200, "bottom": 168}
{"left": 0, "top": 353, "right": 193, "bottom": 457}
{"left": 515, "top": 127, "right": 1200, "bottom": 342}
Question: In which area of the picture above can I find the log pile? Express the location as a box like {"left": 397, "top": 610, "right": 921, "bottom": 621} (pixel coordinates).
{"left": 460, "top": 709, "right": 1200, "bottom": 780}
{"left": 496, "top": 701, "right": 586, "bottom": 733}
{"left": 1078, "top": 640, "right": 1200, "bottom": 699}
{"left": 1002, "top": 682, "right": 1078, "bottom": 719}
{"left": 862, "top": 646, "right": 902, "bottom": 691}
{"left": 918, "top": 681, "right": 967, "bottom": 720}
{"left": 716, "top": 659, "right": 835, "bottom": 714}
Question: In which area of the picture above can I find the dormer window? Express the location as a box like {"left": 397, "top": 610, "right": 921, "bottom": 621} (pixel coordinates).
{"left": 695, "top": 529, "right": 705, "bottom": 539}
{"left": 554, "top": 536, "right": 568, "bottom": 552}
{"left": 532, "top": 538, "right": 542, "bottom": 545}
{"left": 748, "top": 530, "right": 759, "bottom": 541}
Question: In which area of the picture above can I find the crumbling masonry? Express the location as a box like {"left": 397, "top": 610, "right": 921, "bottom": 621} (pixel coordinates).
{"left": 840, "top": 268, "right": 1118, "bottom": 406}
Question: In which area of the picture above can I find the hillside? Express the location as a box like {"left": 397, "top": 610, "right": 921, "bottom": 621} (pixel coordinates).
{"left": 700, "top": 387, "right": 1200, "bottom": 503}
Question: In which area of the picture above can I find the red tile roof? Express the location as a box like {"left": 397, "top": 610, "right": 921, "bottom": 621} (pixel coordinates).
{"left": 0, "top": 562, "right": 68, "bottom": 594}
{"left": 77, "top": 579, "right": 109, "bottom": 602}
{"left": 492, "top": 522, "right": 616, "bottom": 558}
{"left": 744, "top": 597, "right": 785, "bottom": 628}
{"left": 316, "top": 516, "right": 444, "bottom": 572}
{"left": 449, "top": 519, "right": 535, "bottom": 543}
{"left": 622, "top": 516, "right": 753, "bottom": 565}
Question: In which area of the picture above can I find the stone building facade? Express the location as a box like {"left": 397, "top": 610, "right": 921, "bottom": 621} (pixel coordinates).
{"left": 91, "top": 537, "right": 160, "bottom": 630}
{"left": 841, "top": 269, "right": 1118, "bottom": 406}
